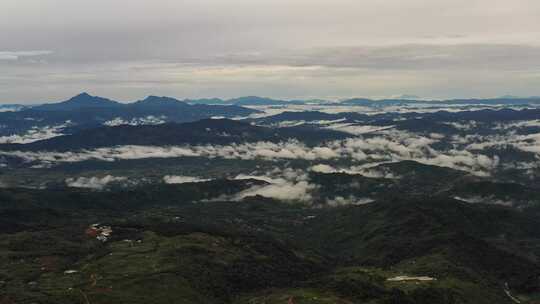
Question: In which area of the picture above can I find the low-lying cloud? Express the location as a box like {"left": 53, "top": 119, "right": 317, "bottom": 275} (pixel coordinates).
{"left": 233, "top": 168, "right": 316, "bottom": 202}
{"left": 0, "top": 128, "right": 502, "bottom": 176}
{"left": 310, "top": 163, "right": 400, "bottom": 179}
{"left": 0, "top": 122, "right": 70, "bottom": 144}
{"left": 163, "top": 175, "right": 210, "bottom": 184}
{"left": 104, "top": 116, "right": 167, "bottom": 127}
{"left": 464, "top": 132, "right": 540, "bottom": 154}
{"left": 326, "top": 196, "right": 374, "bottom": 207}
{"left": 454, "top": 196, "right": 514, "bottom": 207}
{"left": 65, "top": 175, "right": 127, "bottom": 190}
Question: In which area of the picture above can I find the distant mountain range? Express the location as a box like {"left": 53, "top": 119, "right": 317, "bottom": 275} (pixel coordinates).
{"left": 4, "top": 93, "right": 540, "bottom": 108}
{"left": 186, "top": 95, "right": 540, "bottom": 106}
{"left": 4, "top": 105, "right": 539, "bottom": 153}
{"left": 1, "top": 92, "right": 540, "bottom": 139}
{"left": 251, "top": 107, "right": 540, "bottom": 128}
{"left": 180, "top": 95, "right": 540, "bottom": 106}
{"left": 184, "top": 96, "right": 308, "bottom": 106}
{"left": 0, "top": 93, "right": 259, "bottom": 136}
{"left": 340, "top": 97, "right": 540, "bottom": 106}
{"left": 32, "top": 93, "right": 261, "bottom": 114}
{"left": 0, "top": 118, "right": 351, "bottom": 151}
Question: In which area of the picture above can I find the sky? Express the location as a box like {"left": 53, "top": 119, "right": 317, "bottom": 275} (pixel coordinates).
{"left": 1, "top": 0, "right": 540, "bottom": 103}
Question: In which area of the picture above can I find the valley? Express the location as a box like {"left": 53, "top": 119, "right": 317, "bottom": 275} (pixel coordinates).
{"left": 1, "top": 94, "right": 540, "bottom": 303}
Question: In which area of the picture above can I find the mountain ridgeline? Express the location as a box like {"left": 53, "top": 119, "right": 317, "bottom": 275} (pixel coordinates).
{"left": 0, "top": 118, "right": 350, "bottom": 151}
{"left": 0, "top": 93, "right": 259, "bottom": 136}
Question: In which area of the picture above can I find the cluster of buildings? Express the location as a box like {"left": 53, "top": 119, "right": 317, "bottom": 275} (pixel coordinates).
{"left": 85, "top": 223, "right": 113, "bottom": 242}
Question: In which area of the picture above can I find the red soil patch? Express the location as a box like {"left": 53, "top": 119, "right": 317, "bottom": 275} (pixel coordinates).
{"left": 85, "top": 228, "right": 98, "bottom": 238}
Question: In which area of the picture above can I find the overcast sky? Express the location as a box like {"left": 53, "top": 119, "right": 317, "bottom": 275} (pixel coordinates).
{"left": 1, "top": 0, "right": 540, "bottom": 103}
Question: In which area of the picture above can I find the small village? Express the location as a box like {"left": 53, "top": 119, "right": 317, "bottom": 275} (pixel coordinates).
{"left": 85, "top": 224, "right": 113, "bottom": 242}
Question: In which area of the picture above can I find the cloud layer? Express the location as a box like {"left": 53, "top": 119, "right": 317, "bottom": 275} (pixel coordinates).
{"left": 65, "top": 175, "right": 127, "bottom": 190}
{"left": 232, "top": 169, "right": 316, "bottom": 202}
{"left": 0, "top": 51, "right": 53, "bottom": 61}
{"left": 1, "top": 0, "right": 540, "bottom": 101}
{"left": 0, "top": 127, "right": 506, "bottom": 176}
{"left": 163, "top": 175, "right": 210, "bottom": 184}
{"left": 0, "top": 122, "right": 70, "bottom": 144}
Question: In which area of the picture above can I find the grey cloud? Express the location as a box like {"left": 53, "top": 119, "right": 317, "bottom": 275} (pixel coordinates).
{"left": 213, "top": 44, "right": 540, "bottom": 71}
{"left": 1, "top": 0, "right": 540, "bottom": 101}
{"left": 0, "top": 51, "right": 53, "bottom": 61}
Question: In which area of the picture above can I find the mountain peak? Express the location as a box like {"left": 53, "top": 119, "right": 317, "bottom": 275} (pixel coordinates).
{"left": 35, "top": 92, "right": 121, "bottom": 111}
{"left": 142, "top": 95, "right": 177, "bottom": 102}
{"left": 75, "top": 92, "right": 91, "bottom": 98}
{"left": 65, "top": 92, "right": 118, "bottom": 106}
{"left": 135, "top": 96, "right": 189, "bottom": 107}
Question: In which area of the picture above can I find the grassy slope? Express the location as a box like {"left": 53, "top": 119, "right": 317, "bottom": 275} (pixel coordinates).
{"left": 1, "top": 187, "right": 540, "bottom": 303}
